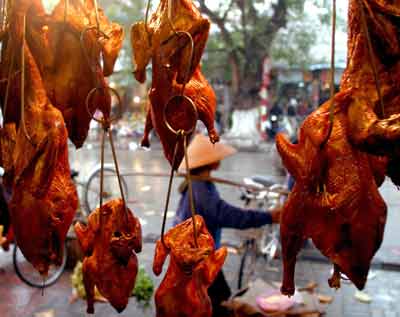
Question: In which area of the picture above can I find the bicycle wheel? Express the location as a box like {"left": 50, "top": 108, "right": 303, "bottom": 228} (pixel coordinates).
{"left": 237, "top": 240, "right": 257, "bottom": 290}
{"left": 13, "top": 243, "right": 67, "bottom": 288}
{"left": 84, "top": 166, "right": 129, "bottom": 214}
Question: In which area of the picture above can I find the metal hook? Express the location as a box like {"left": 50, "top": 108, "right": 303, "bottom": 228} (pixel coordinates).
{"left": 161, "top": 30, "right": 195, "bottom": 94}
{"left": 80, "top": 26, "right": 109, "bottom": 78}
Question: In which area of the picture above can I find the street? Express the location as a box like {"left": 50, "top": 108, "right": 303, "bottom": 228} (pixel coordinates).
{"left": 0, "top": 135, "right": 400, "bottom": 316}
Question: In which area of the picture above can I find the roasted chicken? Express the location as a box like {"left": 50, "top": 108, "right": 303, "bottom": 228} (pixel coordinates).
{"left": 276, "top": 91, "right": 387, "bottom": 295}
{"left": 0, "top": 0, "right": 123, "bottom": 148}
{"left": 131, "top": 0, "right": 219, "bottom": 168}
{"left": 75, "top": 199, "right": 142, "bottom": 314}
{"left": 153, "top": 215, "right": 227, "bottom": 317}
{"left": 7, "top": 37, "right": 78, "bottom": 276}
{"left": 340, "top": 0, "right": 400, "bottom": 185}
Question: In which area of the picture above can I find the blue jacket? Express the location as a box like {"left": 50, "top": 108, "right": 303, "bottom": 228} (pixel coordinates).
{"left": 174, "top": 181, "right": 273, "bottom": 248}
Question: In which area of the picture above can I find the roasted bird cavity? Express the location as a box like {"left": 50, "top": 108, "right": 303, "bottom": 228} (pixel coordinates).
{"left": 131, "top": 0, "right": 219, "bottom": 168}
{"left": 75, "top": 199, "right": 142, "bottom": 314}
{"left": 153, "top": 215, "right": 227, "bottom": 317}
{"left": 276, "top": 91, "right": 387, "bottom": 295}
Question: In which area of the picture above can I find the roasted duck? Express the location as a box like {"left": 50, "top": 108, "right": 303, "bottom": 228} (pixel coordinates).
{"left": 276, "top": 91, "right": 387, "bottom": 295}
{"left": 0, "top": 0, "right": 123, "bottom": 148}
{"left": 153, "top": 215, "right": 227, "bottom": 317}
{"left": 7, "top": 38, "right": 78, "bottom": 276}
{"left": 131, "top": 0, "right": 219, "bottom": 168}
{"left": 340, "top": 0, "right": 400, "bottom": 185}
{"left": 75, "top": 199, "right": 142, "bottom": 314}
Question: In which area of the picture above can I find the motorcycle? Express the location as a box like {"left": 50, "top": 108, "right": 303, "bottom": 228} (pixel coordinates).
{"left": 265, "top": 114, "right": 296, "bottom": 141}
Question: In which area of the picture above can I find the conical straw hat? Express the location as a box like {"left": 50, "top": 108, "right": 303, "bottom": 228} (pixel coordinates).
{"left": 179, "top": 134, "right": 237, "bottom": 171}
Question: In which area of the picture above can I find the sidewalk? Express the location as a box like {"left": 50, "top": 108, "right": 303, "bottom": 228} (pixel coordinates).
{"left": 1, "top": 240, "right": 400, "bottom": 317}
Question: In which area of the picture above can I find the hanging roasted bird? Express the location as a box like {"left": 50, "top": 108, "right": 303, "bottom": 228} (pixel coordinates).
{"left": 0, "top": 0, "right": 124, "bottom": 148}
{"left": 276, "top": 91, "right": 387, "bottom": 296}
{"left": 153, "top": 215, "right": 227, "bottom": 317}
{"left": 337, "top": 0, "right": 400, "bottom": 185}
{"left": 131, "top": 0, "right": 219, "bottom": 169}
{"left": 7, "top": 35, "right": 78, "bottom": 275}
{"left": 75, "top": 199, "right": 142, "bottom": 314}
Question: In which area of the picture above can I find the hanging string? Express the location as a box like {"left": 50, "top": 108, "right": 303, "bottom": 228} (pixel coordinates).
{"left": 92, "top": 0, "right": 100, "bottom": 32}
{"left": 3, "top": 41, "right": 15, "bottom": 123}
{"left": 20, "top": 14, "right": 32, "bottom": 144}
{"left": 328, "top": 0, "right": 336, "bottom": 125}
{"left": 53, "top": 0, "right": 69, "bottom": 70}
{"left": 320, "top": 0, "right": 336, "bottom": 149}
{"left": 0, "top": 0, "right": 7, "bottom": 33}
{"left": 166, "top": 0, "right": 177, "bottom": 35}
{"left": 357, "top": 0, "right": 385, "bottom": 117}
{"left": 144, "top": 0, "right": 152, "bottom": 39}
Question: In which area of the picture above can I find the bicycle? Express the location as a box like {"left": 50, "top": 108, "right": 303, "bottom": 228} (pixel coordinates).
{"left": 235, "top": 176, "right": 288, "bottom": 290}
{"left": 11, "top": 165, "right": 127, "bottom": 288}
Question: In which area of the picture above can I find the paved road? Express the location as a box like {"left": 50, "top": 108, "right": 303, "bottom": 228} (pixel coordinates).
{"left": 0, "top": 136, "right": 399, "bottom": 316}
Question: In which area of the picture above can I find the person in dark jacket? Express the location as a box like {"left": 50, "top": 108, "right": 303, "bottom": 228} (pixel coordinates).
{"left": 174, "top": 134, "right": 281, "bottom": 317}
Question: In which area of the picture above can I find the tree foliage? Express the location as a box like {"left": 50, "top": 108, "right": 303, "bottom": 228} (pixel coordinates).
{"left": 98, "top": 0, "right": 342, "bottom": 109}
{"left": 196, "top": 0, "right": 336, "bottom": 107}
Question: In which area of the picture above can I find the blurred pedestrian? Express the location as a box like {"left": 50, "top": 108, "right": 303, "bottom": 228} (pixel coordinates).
{"left": 174, "top": 134, "right": 281, "bottom": 317}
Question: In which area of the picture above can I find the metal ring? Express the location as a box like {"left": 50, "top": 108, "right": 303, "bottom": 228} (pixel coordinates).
{"left": 163, "top": 94, "right": 198, "bottom": 136}
{"left": 85, "top": 86, "right": 123, "bottom": 126}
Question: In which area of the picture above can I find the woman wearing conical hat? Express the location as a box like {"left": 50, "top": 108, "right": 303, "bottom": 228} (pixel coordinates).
{"left": 174, "top": 134, "right": 281, "bottom": 317}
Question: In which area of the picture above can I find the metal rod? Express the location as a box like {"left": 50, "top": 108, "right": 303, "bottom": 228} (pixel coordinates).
{"left": 160, "top": 135, "right": 180, "bottom": 249}
{"left": 3, "top": 41, "right": 15, "bottom": 122}
{"left": 99, "top": 126, "right": 106, "bottom": 227}
{"left": 108, "top": 129, "right": 129, "bottom": 222}
{"left": 329, "top": 0, "right": 336, "bottom": 123}
{"left": 183, "top": 134, "right": 198, "bottom": 248}
{"left": 20, "top": 14, "right": 32, "bottom": 144}
{"left": 357, "top": 0, "right": 385, "bottom": 117}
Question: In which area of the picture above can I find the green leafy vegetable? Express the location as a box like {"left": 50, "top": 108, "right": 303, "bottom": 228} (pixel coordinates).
{"left": 133, "top": 267, "right": 154, "bottom": 305}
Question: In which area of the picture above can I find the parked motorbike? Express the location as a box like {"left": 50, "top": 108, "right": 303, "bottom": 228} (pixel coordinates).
{"left": 265, "top": 114, "right": 297, "bottom": 141}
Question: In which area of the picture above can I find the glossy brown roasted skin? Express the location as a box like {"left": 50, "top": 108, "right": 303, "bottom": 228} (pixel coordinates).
{"left": 276, "top": 91, "right": 387, "bottom": 296}
{"left": 75, "top": 199, "right": 142, "bottom": 314}
{"left": 6, "top": 34, "right": 78, "bottom": 275}
{"left": 341, "top": 0, "right": 400, "bottom": 184}
{"left": 131, "top": 0, "right": 219, "bottom": 168}
{"left": 153, "top": 215, "right": 227, "bottom": 317}
{"left": 0, "top": 0, "right": 123, "bottom": 148}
